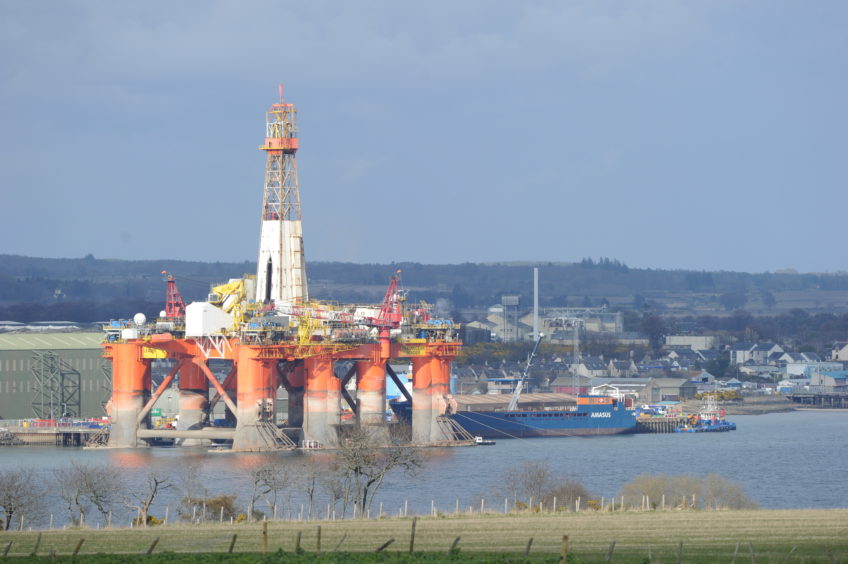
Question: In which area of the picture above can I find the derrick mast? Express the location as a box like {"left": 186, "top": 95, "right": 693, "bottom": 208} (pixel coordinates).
{"left": 255, "top": 85, "right": 309, "bottom": 305}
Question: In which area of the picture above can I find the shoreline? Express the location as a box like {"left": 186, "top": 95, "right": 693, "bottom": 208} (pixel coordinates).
{"left": 681, "top": 396, "right": 797, "bottom": 416}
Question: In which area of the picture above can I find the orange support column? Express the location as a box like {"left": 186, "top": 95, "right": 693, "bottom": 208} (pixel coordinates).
{"left": 356, "top": 360, "right": 388, "bottom": 440}
{"left": 411, "top": 357, "right": 433, "bottom": 444}
{"left": 177, "top": 361, "right": 209, "bottom": 439}
{"left": 429, "top": 357, "right": 451, "bottom": 441}
{"left": 232, "top": 345, "right": 278, "bottom": 450}
{"left": 303, "top": 355, "right": 339, "bottom": 446}
{"left": 108, "top": 342, "right": 152, "bottom": 448}
{"left": 287, "top": 363, "right": 305, "bottom": 428}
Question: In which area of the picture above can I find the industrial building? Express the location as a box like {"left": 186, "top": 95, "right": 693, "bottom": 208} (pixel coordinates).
{"left": 0, "top": 331, "right": 109, "bottom": 419}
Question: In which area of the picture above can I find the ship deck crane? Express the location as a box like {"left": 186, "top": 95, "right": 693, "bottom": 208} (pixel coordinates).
{"left": 507, "top": 333, "right": 544, "bottom": 411}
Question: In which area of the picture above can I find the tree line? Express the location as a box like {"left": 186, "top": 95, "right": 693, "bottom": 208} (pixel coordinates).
{"left": 4, "top": 254, "right": 848, "bottom": 314}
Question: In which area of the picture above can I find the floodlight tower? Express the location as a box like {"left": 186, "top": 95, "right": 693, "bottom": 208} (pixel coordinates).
{"left": 255, "top": 84, "right": 309, "bottom": 305}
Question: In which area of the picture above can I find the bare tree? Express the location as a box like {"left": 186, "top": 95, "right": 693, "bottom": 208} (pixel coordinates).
{"left": 125, "top": 473, "right": 171, "bottom": 526}
{"left": 701, "top": 474, "right": 758, "bottom": 510}
{"left": 0, "top": 468, "right": 44, "bottom": 530}
{"left": 248, "top": 462, "right": 290, "bottom": 519}
{"left": 543, "top": 480, "right": 590, "bottom": 510}
{"left": 176, "top": 462, "right": 208, "bottom": 521}
{"left": 319, "top": 470, "right": 350, "bottom": 518}
{"left": 500, "top": 461, "right": 591, "bottom": 511}
{"left": 55, "top": 462, "right": 122, "bottom": 525}
{"left": 333, "top": 426, "right": 422, "bottom": 516}
{"left": 502, "top": 461, "right": 555, "bottom": 507}
{"left": 295, "top": 458, "right": 324, "bottom": 519}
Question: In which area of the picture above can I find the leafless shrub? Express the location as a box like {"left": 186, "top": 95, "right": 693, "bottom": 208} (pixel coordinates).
{"left": 702, "top": 474, "right": 758, "bottom": 509}
{"left": 55, "top": 462, "right": 121, "bottom": 525}
{"left": 332, "top": 425, "right": 422, "bottom": 516}
{"left": 125, "top": 472, "right": 171, "bottom": 526}
{"left": 618, "top": 474, "right": 756, "bottom": 510}
{"left": 248, "top": 462, "right": 290, "bottom": 519}
{"left": 0, "top": 468, "right": 44, "bottom": 530}
{"left": 501, "top": 460, "right": 591, "bottom": 510}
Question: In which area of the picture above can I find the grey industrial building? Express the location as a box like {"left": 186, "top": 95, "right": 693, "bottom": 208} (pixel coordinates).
{"left": 0, "top": 332, "right": 110, "bottom": 420}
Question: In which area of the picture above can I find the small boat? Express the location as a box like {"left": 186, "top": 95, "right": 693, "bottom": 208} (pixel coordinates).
{"left": 474, "top": 436, "right": 496, "bottom": 445}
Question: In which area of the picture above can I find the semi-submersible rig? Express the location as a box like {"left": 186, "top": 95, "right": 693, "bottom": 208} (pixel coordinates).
{"left": 102, "top": 86, "right": 462, "bottom": 451}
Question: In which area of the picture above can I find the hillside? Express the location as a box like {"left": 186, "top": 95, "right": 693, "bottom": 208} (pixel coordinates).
{"left": 2, "top": 255, "right": 848, "bottom": 322}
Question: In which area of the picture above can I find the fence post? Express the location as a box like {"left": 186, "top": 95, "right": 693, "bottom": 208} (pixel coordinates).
{"left": 559, "top": 535, "right": 569, "bottom": 563}
{"left": 3, "top": 541, "right": 13, "bottom": 558}
{"left": 294, "top": 531, "right": 302, "bottom": 552}
{"left": 676, "top": 541, "right": 683, "bottom": 564}
{"left": 605, "top": 540, "right": 616, "bottom": 563}
{"left": 333, "top": 533, "right": 347, "bottom": 552}
{"left": 553, "top": 496, "right": 557, "bottom": 513}
{"left": 29, "top": 533, "right": 41, "bottom": 557}
{"left": 376, "top": 539, "right": 394, "bottom": 552}
{"left": 525, "top": 538, "right": 534, "bottom": 556}
{"left": 145, "top": 537, "right": 159, "bottom": 555}
{"left": 261, "top": 521, "right": 268, "bottom": 553}
{"left": 448, "top": 537, "right": 461, "bottom": 554}
{"left": 317, "top": 525, "right": 322, "bottom": 553}
{"left": 72, "top": 538, "right": 85, "bottom": 556}
{"left": 228, "top": 534, "right": 237, "bottom": 554}
{"left": 409, "top": 516, "right": 418, "bottom": 553}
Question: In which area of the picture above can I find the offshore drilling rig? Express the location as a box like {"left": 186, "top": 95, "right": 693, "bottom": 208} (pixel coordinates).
{"left": 101, "top": 86, "right": 461, "bottom": 451}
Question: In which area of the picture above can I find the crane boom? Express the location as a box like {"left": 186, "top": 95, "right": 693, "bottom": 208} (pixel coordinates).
{"left": 507, "top": 334, "right": 544, "bottom": 411}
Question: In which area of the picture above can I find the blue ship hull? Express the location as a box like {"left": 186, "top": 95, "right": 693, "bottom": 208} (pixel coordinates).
{"left": 390, "top": 397, "right": 637, "bottom": 439}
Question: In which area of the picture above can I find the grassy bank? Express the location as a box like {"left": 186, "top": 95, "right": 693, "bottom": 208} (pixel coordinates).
{"left": 2, "top": 509, "right": 847, "bottom": 562}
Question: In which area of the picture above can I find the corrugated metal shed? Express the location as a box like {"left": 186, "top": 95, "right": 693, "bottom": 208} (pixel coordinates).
{"left": 0, "top": 332, "right": 103, "bottom": 351}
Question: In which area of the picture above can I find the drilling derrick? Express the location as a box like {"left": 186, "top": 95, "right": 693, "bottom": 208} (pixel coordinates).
{"left": 255, "top": 84, "right": 308, "bottom": 306}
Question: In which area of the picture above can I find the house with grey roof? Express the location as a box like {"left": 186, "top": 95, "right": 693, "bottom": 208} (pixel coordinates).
{"left": 730, "top": 342, "right": 756, "bottom": 365}
{"left": 831, "top": 342, "right": 848, "bottom": 362}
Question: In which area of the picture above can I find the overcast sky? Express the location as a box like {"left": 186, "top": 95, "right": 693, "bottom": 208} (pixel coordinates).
{"left": 2, "top": 1, "right": 846, "bottom": 273}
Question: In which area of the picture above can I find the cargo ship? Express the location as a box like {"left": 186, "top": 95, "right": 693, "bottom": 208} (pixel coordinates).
{"left": 390, "top": 336, "right": 637, "bottom": 439}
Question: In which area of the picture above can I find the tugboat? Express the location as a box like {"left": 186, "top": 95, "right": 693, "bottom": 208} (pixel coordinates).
{"left": 676, "top": 394, "right": 736, "bottom": 433}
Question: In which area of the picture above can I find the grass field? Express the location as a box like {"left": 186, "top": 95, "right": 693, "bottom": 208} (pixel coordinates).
{"left": 3, "top": 509, "right": 847, "bottom": 562}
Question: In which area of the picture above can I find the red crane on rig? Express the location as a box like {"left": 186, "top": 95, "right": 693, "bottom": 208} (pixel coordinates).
{"left": 366, "top": 270, "right": 404, "bottom": 357}
{"left": 161, "top": 270, "right": 186, "bottom": 318}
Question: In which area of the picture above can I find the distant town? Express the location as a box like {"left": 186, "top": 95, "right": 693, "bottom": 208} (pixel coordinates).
{"left": 1, "top": 255, "right": 847, "bottom": 421}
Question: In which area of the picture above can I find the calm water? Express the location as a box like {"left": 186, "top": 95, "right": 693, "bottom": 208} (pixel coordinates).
{"left": 2, "top": 410, "right": 846, "bottom": 525}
